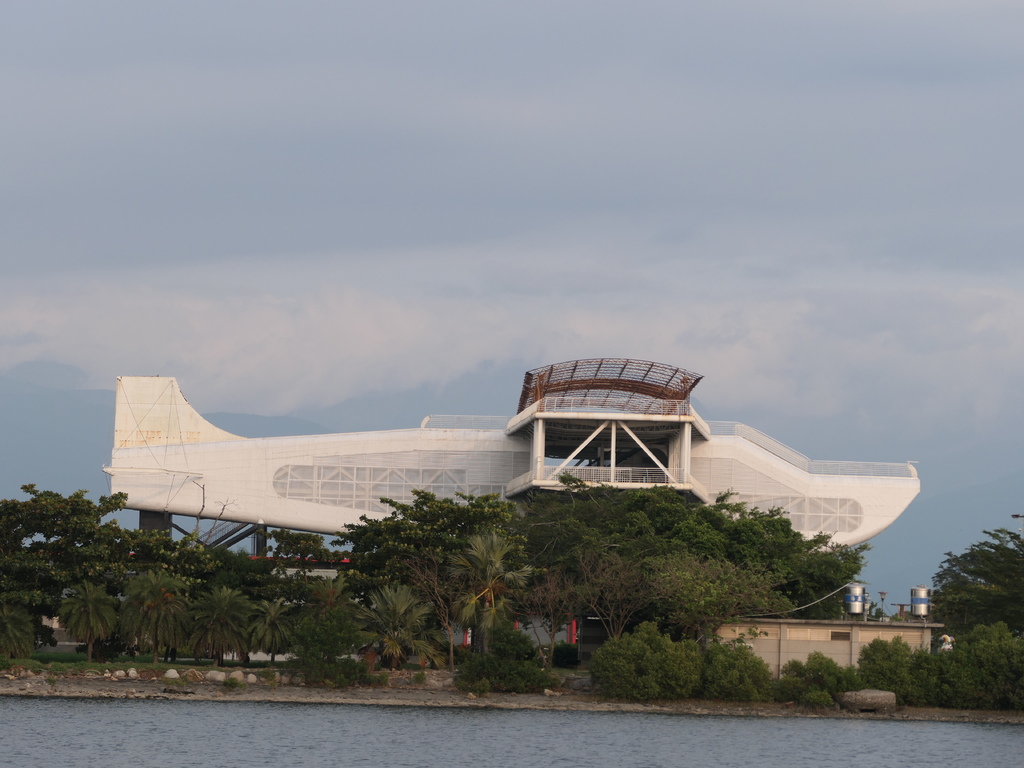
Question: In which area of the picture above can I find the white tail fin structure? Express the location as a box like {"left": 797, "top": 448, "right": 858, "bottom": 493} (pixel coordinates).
{"left": 114, "top": 376, "right": 242, "bottom": 451}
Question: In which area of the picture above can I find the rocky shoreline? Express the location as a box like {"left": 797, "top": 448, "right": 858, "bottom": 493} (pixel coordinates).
{"left": 3, "top": 666, "right": 1023, "bottom": 725}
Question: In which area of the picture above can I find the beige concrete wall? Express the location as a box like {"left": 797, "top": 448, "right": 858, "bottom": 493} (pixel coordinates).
{"left": 717, "top": 619, "right": 940, "bottom": 678}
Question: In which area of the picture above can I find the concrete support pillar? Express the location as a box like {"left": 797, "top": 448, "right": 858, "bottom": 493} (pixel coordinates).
{"left": 682, "top": 421, "right": 692, "bottom": 482}
{"left": 138, "top": 509, "right": 171, "bottom": 532}
{"left": 610, "top": 421, "right": 617, "bottom": 480}
{"left": 533, "top": 418, "right": 546, "bottom": 478}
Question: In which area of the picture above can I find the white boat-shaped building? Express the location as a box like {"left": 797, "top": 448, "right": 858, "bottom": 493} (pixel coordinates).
{"left": 105, "top": 358, "right": 919, "bottom": 546}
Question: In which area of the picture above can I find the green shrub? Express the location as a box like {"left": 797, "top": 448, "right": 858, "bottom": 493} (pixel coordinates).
{"left": 456, "top": 653, "right": 555, "bottom": 693}
{"left": 289, "top": 608, "right": 367, "bottom": 687}
{"left": 552, "top": 642, "right": 579, "bottom": 668}
{"left": 858, "top": 638, "right": 920, "bottom": 705}
{"left": 488, "top": 623, "right": 538, "bottom": 662}
{"left": 802, "top": 689, "right": 836, "bottom": 709}
{"left": 700, "top": 642, "right": 773, "bottom": 702}
{"left": 775, "top": 652, "right": 861, "bottom": 705}
{"left": 223, "top": 677, "right": 247, "bottom": 692}
{"left": 589, "top": 622, "right": 702, "bottom": 701}
{"left": 455, "top": 622, "right": 557, "bottom": 694}
{"left": 934, "top": 623, "right": 1024, "bottom": 710}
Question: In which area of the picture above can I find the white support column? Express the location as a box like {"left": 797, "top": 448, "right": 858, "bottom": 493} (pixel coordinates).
{"left": 533, "top": 418, "right": 546, "bottom": 479}
{"left": 610, "top": 421, "right": 617, "bottom": 481}
{"left": 683, "top": 421, "right": 692, "bottom": 482}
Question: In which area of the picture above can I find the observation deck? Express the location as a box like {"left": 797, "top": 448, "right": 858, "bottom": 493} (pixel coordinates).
{"left": 503, "top": 358, "right": 711, "bottom": 499}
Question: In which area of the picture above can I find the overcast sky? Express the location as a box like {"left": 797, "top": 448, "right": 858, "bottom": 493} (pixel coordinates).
{"left": 3, "top": 2, "right": 1023, "bottom": 487}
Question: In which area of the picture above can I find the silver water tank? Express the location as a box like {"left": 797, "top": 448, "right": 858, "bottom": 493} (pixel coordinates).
{"left": 911, "top": 586, "right": 931, "bottom": 618}
{"left": 845, "top": 584, "right": 867, "bottom": 615}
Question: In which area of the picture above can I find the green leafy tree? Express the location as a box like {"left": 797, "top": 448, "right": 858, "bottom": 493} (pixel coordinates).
{"left": 205, "top": 548, "right": 280, "bottom": 601}
{"left": 406, "top": 550, "right": 470, "bottom": 672}
{"left": 357, "top": 584, "right": 444, "bottom": 670}
{"left": 0, "top": 604, "right": 34, "bottom": 659}
{"left": 248, "top": 598, "right": 294, "bottom": 664}
{"left": 58, "top": 581, "right": 119, "bottom": 662}
{"left": 189, "top": 586, "right": 253, "bottom": 666}
{"left": 451, "top": 532, "right": 532, "bottom": 651}
{"left": 933, "top": 529, "right": 1024, "bottom": 633}
{"left": 648, "top": 553, "right": 792, "bottom": 643}
{"left": 335, "top": 491, "right": 521, "bottom": 596}
{"left": 0, "top": 486, "right": 128, "bottom": 627}
{"left": 268, "top": 529, "right": 346, "bottom": 598}
{"left": 574, "top": 550, "right": 651, "bottom": 640}
{"left": 120, "top": 571, "right": 190, "bottom": 663}
{"left": 516, "top": 486, "right": 863, "bottom": 620}
{"left": 516, "top": 566, "right": 582, "bottom": 668}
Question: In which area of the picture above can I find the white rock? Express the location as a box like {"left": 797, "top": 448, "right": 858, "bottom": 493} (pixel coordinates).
{"left": 228, "top": 670, "right": 245, "bottom": 682}
{"left": 205, "top": 670, "right": 226, "bottom": 683}
{"left": 163, "top": 669, "right": 179, "bottom": 679}
{"left": 246, "top": 674, "right": 258, "bottom": 684}
{"left": 127, "top": 668, "right": 139, "bottom": 679}
{"left": 112, "top": 670, "right": 126, "bottom": 679}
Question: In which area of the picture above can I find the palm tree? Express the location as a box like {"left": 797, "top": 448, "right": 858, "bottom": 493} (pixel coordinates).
{"left": 120, "top": 570, "right": 190, "bottom": 664}
{"left": 0, "top": 604, "right": 34, "bottom": 659}
{"left": 59, "top": 582, "right": 118, "bottom": 662}
{"left": 307, "top": 574, "right": 349, "bottom": 617}
{"left": 189, "top": 586, "right": 253, "bottom": 666}
{"left": 249, "top": 598, "right": 293, "bottom": 664}
{"left": 358, "top": 584, "right": 444, "bottom": 670}
{"left": 450, "top": 532, "right": 532, "bottom": 652}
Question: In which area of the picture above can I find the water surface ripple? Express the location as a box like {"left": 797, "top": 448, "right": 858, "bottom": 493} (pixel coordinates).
{"left": 2, "top": 698, "right": 1018, "bottom": 768}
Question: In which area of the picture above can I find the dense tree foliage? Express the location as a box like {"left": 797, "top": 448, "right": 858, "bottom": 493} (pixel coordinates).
{"left": 2, "top": 483, "right": 870, "bottom": 700}
{"left": 0, "top": 486, "right": 130, "bottom": 620}
{"left": 932, "top": 528, "right": 1024, "bottom": 633}
{"left": 334, "top": 491, "right": 522, "bottom": 596}
{"left": 516, "top": 485, "right": 864, "bottom": 625}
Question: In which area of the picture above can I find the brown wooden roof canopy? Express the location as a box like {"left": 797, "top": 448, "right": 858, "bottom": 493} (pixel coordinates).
{"left": 517, "top": 358, "right": 703, "bottom": 413}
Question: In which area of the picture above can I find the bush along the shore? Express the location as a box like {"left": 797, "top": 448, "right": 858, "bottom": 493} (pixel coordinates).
{"left": 700, "top": 641, "right": 773, "bottom": 702}
{"left": 589, "top": 624, "right": 1024, "bottom": 710}
{"left": 589, "top": 622, "right": 702, "bottom": 701}
{"left": 455, "top": 623, "right": 558, "bottom": 694}
{"left": 774, "top": 652, "right": 862, "bottom": 707}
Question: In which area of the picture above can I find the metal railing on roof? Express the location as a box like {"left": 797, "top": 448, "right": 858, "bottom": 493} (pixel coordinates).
{"left": 420, "top": 415, "right": 511, "bottom": 430}
{"left": 534, "top": 395, "right": 692, "bottom": 416}
{"left": 706, "top": 421, "right": 916, "bottom": 478}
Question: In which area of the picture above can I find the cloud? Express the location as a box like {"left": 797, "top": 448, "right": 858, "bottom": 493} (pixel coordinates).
{"left": 0, "top": 1, "right": 1022, "bottom": 471}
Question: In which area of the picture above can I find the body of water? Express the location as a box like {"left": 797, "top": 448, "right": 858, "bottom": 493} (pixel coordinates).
{"left": 2, "top": 698, "right": 1018, "bottom": 768}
